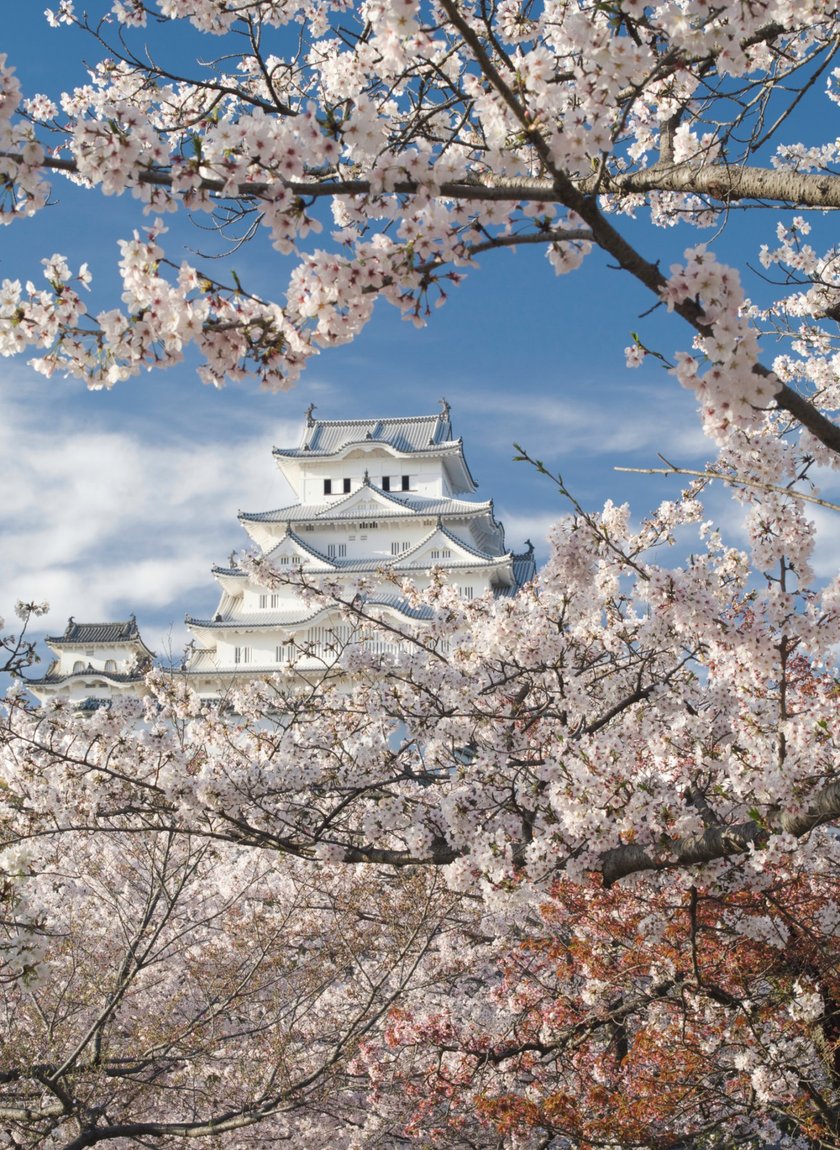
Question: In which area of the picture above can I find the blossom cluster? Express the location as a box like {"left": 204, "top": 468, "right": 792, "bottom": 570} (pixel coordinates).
{"left": 659, "top": 245, "right": 779, "bottom": 444}
{"left": 0, "top": 0, "right": 834, "bottom": 428}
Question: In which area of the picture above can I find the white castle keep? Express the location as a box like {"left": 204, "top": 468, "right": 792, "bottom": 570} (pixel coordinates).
{"left": 27, "top": 403, "right": 535, "bottom": 704}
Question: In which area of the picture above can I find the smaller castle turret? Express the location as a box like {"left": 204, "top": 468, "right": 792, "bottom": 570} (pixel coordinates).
{"left": 25, "top": 616, "right": 153, "bottom": 706}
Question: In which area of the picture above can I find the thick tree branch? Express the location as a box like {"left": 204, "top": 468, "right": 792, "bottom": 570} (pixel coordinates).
{"left": 601, "top": 778, "right": 840, "bottom": 886}
{"left": 587, "top": 163, "right": 840, "bottom": 210}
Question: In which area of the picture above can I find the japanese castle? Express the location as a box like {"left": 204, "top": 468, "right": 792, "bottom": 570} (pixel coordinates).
{"left": 26, "top": 616, "right": 153, "bottom": 705}
{"left": 27, "top": 403, "right": 535, "bottom": 704}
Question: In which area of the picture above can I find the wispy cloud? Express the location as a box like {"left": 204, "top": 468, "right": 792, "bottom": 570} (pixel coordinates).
{"left": 495, "top": 510, "right": 558, "bottom": 560}
{"left": 2, "top": 383, "right": 301, "bottom": 658}
{"left": 463, "top": 381, "right": 709, "bottom": 461}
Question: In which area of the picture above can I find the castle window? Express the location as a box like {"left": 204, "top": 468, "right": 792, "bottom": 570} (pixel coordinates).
{"left": 327, "top": 543, "right": 336, "bottom": 558}
{"left": 460, "top": 587, "right": 474, "bottom": 600}
{"left": 338, "top": 543, "right": 346, "bottom": 557}
{"left": 235, "top": 647, "right": 252, "bottom": 665}
{"left": 105, "top": 659, "right": 117, "bottom": 672}
{"left": 270, "top": 593, "right": 279, "bottom": 608}
{"left": 259, "top": 593, "right": 268, "bottom": 608}
{"left": 391, "top": 541, "right": 410, "bottom": 556}
{"left": 382, "top": 475, "right": 391, "bottom": 491}
{"left": 343, "top": 478, "right": 351, "bottom": 493}
{"left": 73, "top": 660, "right": 84, "bottom": 672}
{"left": 323, "top": 479, "right": 332, "bottom": 495}
{"left": 401, "top": 475, "right": 410, "bottom": 490}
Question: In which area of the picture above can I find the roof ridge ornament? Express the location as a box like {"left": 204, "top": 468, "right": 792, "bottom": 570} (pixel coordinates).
{"left": 305, "top": 402, "right": 317, "bottom": 427}
{"left": 363, "top": 469, "right": 370, "bottom": 485}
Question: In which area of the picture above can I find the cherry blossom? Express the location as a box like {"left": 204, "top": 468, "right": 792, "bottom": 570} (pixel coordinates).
{"left": 2, "top": 431, "right": 839, "bottom": 1143}
{"left": 0, "top": 1, "right": 835, "bottom": 466}
{"left": 1, "top": 4, "right": 840, "bottom": 1146}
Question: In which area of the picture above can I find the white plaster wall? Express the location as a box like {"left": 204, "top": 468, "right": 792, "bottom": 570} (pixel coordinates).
{"left": 55, "top": 643, "right": 140, "bottom": 675}
{"left": 296, "top": 452, "right": 450, "bottom": 503}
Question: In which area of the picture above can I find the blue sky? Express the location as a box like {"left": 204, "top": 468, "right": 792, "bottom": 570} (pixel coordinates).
{"left": 2, "top": 8, "right": 838, "bottom": 669}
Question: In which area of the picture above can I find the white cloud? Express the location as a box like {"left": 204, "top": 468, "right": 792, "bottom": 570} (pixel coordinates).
{"left": 495, "top": 510, "right": 558, "bottom": 560}
{"left": 464, "top": 382, "right": 709, "bottom": 460}
{"left": 1, "top": 383, "right": 301, "bottom": 658}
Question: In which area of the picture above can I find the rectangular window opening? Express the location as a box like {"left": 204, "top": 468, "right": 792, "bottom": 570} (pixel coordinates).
{"left": 382, "top": 476, "right": 391, "bottom": 491}
{"left": 401, "top": 475, "right": 410, "bottom": 491}
{"left": 323, "top": 478, "right": 332, "bottom": 495}
{"left": 343, "top": 477, "right": 351, "bottom": 493}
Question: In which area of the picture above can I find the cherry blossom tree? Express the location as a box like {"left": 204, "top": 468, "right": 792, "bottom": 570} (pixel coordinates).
{"left": 2, "top": 2, "right": 840, "bottom": 1147}
{"left": 0, "top": 602, "right": 49, "bottom": 679}
{"left": 3, "top": 448, "right": 840, "bottom": 1146}
{"left": 0, "top": 0, "right": 837, "bottom": 464}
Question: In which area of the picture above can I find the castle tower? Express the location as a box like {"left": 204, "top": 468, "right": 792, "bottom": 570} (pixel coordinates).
{"left": 184, "top": 402, "right": 535, "bottom": 696}
{"left": 26, "top": 615, "right": 153, "bottom": 707}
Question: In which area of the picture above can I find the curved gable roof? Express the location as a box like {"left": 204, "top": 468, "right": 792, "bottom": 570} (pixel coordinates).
{"left": 294, "top": 408, "right": 452, "bottom": 455}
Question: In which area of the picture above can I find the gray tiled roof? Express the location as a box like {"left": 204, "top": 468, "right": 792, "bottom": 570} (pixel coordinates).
{"left": 279, "top": 533, "right": 509, "bottom": 573}
{"left": 240, "top": 487, "right": 493, "bottom": 524}
{"left": 230, "top": 521, "right": 510, "bottom": 581}
{"left": 512, "top": 549, "right": 537, "bottom": 590}
{"left": 279, "top": 410, "right": 453, "bottom": 457}
{"left": 273, "top": 406, "right": 478, "bottom": 494}
{"left": 263, "top": 530, "right": 337, "bottom": 568}
{"left": 187, "top": 606, "right": 325, "bottom": 629}
{"left": 26, "top": 667, "right": 146, "bottom": 685}
{"left": 186, "top": 593, "right": 434, "bottom": 632}
{"left": 433, "top": 521, "right": 503, "bottom": 562}
{"left": 363, "top": 593, "right": 436, "bottom": 620}
{"left": 47, "top": 616, "right": 145, "bottom": 646}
